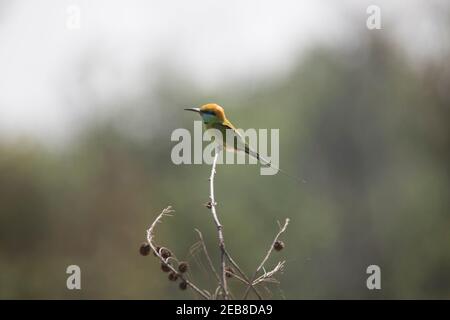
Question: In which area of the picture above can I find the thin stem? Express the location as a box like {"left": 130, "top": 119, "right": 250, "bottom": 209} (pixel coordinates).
{"left": 209, "top": 151, "right": 229, "bottom": 299}
{"left": 195, "top": 229, "right": 222, "bottom": 284}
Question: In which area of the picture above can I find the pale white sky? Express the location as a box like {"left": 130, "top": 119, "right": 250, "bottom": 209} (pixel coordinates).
{"left": 0, "top": 0, "right": 447, "bottom": 143}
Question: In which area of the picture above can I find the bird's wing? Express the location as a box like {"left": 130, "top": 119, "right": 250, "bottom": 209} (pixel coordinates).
{"left": 221, "top": 119, "right": 244, "bottom": 146}
{"left": 222, "top": 119, "right": 237, "bottom": 131}
{"left": 221, "top": 120, "right": 262, "bottom": 161}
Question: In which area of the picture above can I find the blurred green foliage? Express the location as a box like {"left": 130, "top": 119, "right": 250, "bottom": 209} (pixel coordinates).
{"left": 1, "top": 33, "right": 449, "bottom": 299}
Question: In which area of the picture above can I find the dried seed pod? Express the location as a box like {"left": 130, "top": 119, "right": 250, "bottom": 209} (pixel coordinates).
{"left": 179, "top": 281, "right": 187, "bottom": 290}
{"left": 160, "top": 248, "right": 172, "bottom": 259}
{"left": 161, "top": 262, "right": 171, "bottom": 273}
{"left": 178, "top": 262, "right": 188, "bottom": 273}
{"left": 225, "top": 266, "right": 234, "bottom": 278}
{"left": 274, "top": 240, "right": 285, "bottom": 251}
{"left": 168, "top": 272, "right": 178, "bottom": 281}
{"left": 153, "top": 246, "right": 161, "bottom": 257}
{"left": 139, "top": 243, "right": 151, "bottom": 256}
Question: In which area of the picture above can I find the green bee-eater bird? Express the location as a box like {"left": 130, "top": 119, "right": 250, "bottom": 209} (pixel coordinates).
{"left": 184, "top": 103, "right": 265, "bottom": 164}
{"left": 185, "top": 103, "right": 306, "bottom": 183}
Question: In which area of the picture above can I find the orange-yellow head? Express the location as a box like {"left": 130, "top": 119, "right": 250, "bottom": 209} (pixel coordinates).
{"left": 184, "top": 103, "right": 227, "bottom": 125}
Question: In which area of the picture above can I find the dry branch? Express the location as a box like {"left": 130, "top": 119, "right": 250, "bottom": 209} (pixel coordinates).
{"left": 142, "top": 152, "right": 290, "bottom": 299}
{"left": 145, "top": 206, "right": 210, "bottom": 300}
{"left": 243, "top": 218, "right": 290, "bottom": 299}
{"left": 195, "top": 228, "right": 222, "bottom": 284}
{"left": 208, "top": 151, "right": 229, "bottom": 298}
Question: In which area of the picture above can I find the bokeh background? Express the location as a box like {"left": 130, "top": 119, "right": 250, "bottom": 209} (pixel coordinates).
{"left": 1, "top": 0, "right": 449, "bottom": 299}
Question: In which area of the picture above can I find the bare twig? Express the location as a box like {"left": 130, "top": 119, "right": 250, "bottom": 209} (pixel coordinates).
{"left": 208, "top": 151, "right": 229, "bottom": 299}
{"left": 196, "top": 226, "right": 263, "bottom": 299}
{"left": 225, "top": 269, "right": 247, "bottom": 284}
{"left": 195, "top": 229, "right": 222, "bottom": 284}
{"left": 146, "top": 206, "right": 210, "bottom": 300}
{"left": 213, "top": 285, "right": 222, "bottom": 300}
{"left": 253, "top": 261, "right": 286, "bottom": 286}
{"left": 255, "top": 219, "right": 290, "bottom": 273}
{"left": 197, "top": 218, "right": 262, "bottom": 298}
{"left": 223, "top": 250, "right": 263, "bottom": 299}
{"left": 242, "top": 218, "right": 290, "bottom": 299}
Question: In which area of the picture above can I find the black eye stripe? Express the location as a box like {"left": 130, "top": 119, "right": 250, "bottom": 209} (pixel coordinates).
{"left": 203, "top": 110, "right": 215, "bottom": 115}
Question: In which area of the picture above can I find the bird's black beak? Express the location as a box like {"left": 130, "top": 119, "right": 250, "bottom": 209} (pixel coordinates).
{"left": 184, "top": 107, "right": 201, "bottom": 113}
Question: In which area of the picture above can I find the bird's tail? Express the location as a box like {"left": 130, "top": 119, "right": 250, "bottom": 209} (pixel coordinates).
{"left": 245, "top": 147, "right": 307, "bottom": 184}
